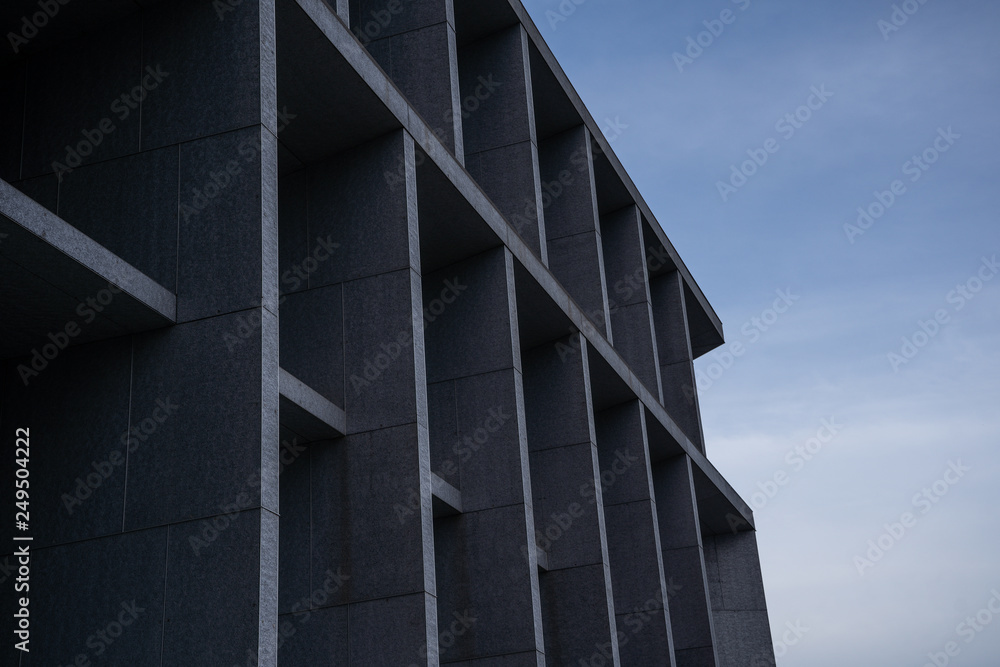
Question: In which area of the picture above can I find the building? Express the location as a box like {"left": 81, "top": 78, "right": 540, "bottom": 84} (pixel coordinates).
{"left": 0, "top": 0, "right": 775, "bottom": 664}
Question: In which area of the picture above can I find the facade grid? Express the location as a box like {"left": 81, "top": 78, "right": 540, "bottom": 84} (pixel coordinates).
{"left": 0, "top": 0, "right": 776, "bottom": 665}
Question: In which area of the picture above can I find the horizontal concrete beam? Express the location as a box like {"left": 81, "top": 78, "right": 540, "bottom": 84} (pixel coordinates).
{"left": 693, "top": 458, "right": 755, "bottom": 534}
{"left": 278, "top": 368, "right": 346, "bottom": 442}
{"left": 431, "top": 472, "right": 463, "bottom": 517}
{"left": 0, "top": 178, "right": 176, "bottom": 359}
{"left": 535, "top": 546, "right": 549, "bottom": 572}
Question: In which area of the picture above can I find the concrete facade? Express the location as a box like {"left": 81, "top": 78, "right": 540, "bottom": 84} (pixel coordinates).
{"left": 0, "top": 0, "right": 775, "bottom": 664}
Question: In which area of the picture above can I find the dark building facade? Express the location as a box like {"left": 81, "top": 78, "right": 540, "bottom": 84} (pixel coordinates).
{"left": 0, "top": 0, "right": 775, "bottom": 665}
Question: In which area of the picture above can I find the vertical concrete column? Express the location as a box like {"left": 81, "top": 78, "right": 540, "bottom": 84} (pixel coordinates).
{"left": 276, "top": 129, "right": 438, "bottom": 665}
{"left": 653, "top": 455, "right": 719, "bottom": 667}
{"left": 596, "top": 401, "right": 676, "bottom": 666}
{"left": 540, "top": 125, "right": 613, "bottom": 340}
{"left": 127, "top": 1, "right": 281, "bottom": 664}
{"left": 352, "top": 0, "right": 464, "bottom": 158}
{"left": 459, "top": 25, "right": 547, "bottom": 262}
{"left": 601, "top": 205, "right": 663, "bottom": 402}
{"left": 423, "top": 247, "right": 546, "bottom": 665}
{"left": 703, "top": 532, "right": 776, "bottom": 667}
{"left": 650, "top": 270, "right": 705, "bottom": 451}
{"left": 523, "top": 336, "right": 620, "bottom": 665}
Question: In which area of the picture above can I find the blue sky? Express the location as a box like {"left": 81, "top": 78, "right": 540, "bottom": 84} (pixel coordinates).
{"left": 520, "top": 0, "right": 1000, "bottom": 664}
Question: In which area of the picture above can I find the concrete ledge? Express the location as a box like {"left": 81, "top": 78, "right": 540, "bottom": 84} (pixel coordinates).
{"left": 278, "top": 367, "right": 347, "bottom": 442}
{"left": 431, "top": 472, "right": 463, "bottom": 517}
{"left": 536, "top": 546, "right": 549, "bottom": 572}
{"left": 693, "top": 460, "right": 756, "bottom": 534}
{"left": 0, "top": 179, "right": 176, "bottom": 359}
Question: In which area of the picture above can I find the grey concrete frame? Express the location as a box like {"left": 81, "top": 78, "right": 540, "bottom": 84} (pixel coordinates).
{"left": 289, "top": 0, "right": 746, "bottom": 518}
{"left": 0, "top": 0, "right": 775, "bottom": 664}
